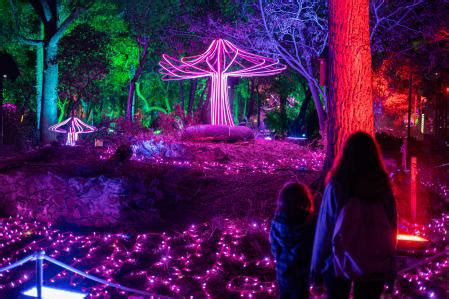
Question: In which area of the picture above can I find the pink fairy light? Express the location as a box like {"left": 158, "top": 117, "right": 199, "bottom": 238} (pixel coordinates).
{"left": 49, "top": 117, "right": 96, "bottom": 146}
{"left": 1, "top": 214, "right": 448, "bottom": 298}
{"left": 160, "top": 39, "right": 286, "bottom": 126}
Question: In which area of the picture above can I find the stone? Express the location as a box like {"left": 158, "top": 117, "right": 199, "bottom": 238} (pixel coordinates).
{"left": 0, "top": 171, "right": 123, "bottom": 228}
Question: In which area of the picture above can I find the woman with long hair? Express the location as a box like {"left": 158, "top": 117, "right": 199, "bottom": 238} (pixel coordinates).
{"left": 310, "top": 131, "right": 397, "bottom": 299}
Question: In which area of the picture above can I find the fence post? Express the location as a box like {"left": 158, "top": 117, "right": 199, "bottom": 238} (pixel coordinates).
{"left": 36, "top": 251, "right": 45, "bottom": 299}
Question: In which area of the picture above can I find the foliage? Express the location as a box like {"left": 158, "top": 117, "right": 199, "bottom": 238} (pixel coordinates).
{"left": 59, "top": 24, "right": 109, "bottom": 118}
{"left": 1, "top": 0, "right": 448, "bottom": 140}
{"left": 262, "top": 74, "right": 307, "bottom": 136}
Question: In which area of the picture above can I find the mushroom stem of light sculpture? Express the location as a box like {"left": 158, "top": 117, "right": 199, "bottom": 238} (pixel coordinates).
{"left": 211, "top": 74, "right": 234, "bottom": 126}
{"left": 159, "top": 39, "right": 286, "bottom": 126}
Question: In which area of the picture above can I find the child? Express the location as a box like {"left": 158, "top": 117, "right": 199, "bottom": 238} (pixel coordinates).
{"left": 270, "top": 181, "right": 316, "bottom": 299}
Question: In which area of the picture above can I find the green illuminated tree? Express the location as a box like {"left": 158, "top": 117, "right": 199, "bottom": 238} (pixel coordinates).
{"left": 9, "top": 0, "right": 90, "bottom": 143}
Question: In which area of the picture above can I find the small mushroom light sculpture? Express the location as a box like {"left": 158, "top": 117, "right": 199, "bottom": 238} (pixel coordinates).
{"left": 49, "top": 116, "right": 96, "bottom": 146}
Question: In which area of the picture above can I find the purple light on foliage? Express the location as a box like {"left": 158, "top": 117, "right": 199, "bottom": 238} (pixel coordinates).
{"left": 1, "top": 103, "right": 17, "bottom": 111}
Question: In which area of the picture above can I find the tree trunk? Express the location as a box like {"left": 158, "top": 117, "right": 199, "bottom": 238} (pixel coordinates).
{"left": 197, "top": 79, "right": 208, "bottom": 111}
{"left": 325, "top": 0, "right": 374, "bottom": 169}
{"left": 126, "top": 39, "right": 149, "bottom": 122}
{"left": 36, "top": 23, "right": 44, "bottom": 131}
{"left": 289, "top": 86, "right": 311, "bottom": 136}
{"left": 40, "top": 43, "right": 59, "bottom": 143}
{"left": 201, "top": 79, "right": 211, "bottom": 123}
{"left": 299, "top": 86, "right": 312, "bottom": 126}
{"left": 280, "top": 94, "right": 287, "bottom": 135}
{"left": 188, "top": 79, "right": 198, "bottom": 117}
{"left": 126, "top": 80, "right": 136, "bottom": 121}
{"left": 305, "top": 58, "right": 326, "bottom": 135}
{"left": 247, "top": 78, "right": 256, "bottom": 119}
{"left": 179, "top": 81, "right": 185, "bottom": 114}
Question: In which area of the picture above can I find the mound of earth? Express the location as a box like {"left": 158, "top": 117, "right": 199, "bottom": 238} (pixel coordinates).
{"left": 183, "top": 124, "right": 254, "bottom": 142}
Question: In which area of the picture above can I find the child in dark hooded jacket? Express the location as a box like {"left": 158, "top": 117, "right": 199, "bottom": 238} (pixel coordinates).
{"left": 270, "top": 181, "right": 316, "bottom": 299}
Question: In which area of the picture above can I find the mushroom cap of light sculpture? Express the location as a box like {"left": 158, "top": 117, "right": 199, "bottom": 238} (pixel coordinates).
{"left": 49, "top": 116, "right": 96, "bottom": 135}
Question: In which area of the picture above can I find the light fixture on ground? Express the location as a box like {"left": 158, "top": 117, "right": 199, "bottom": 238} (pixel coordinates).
{"left": 21, "top": 286, "right": 87, "bottom": 299}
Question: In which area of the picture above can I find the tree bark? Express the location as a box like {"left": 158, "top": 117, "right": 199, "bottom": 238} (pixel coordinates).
{"left": 40, "top": 43, "right": 59, "bottom": 143}
{"left": 36, "top": 23, "right": 44, "bottom": 131}
{"left": 201, "top": 79, "right": 211, "bottom": 123}
{"left": 290, "top": 86, "right": 311, "bottom": 136}
{"left": 197, "top": 79, "right": 208, "bottom": 111}
{"left": 325, "top": 0, "right": 374, "bottom": 169}
{"left": 305, "top": 59, "right": 326, "bottom": 135}
{"left": 247, "top": 78, "right": 256, "bottom": 119}
{"left": 187, "top": 79, "right": 198, "bottom": 117}
{"left": 179, "top": 81, "right": 185, "bottom": 114}
{"left": 126, "top": 39, "right": 149, "bottom": 122}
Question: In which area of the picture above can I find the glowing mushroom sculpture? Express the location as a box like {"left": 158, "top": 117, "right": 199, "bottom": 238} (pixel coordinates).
{"left": 159, "top": 39, "right": 286, "bottom": 126}
{"left": 49, "top": 116, "right": 96, "bottom": 146}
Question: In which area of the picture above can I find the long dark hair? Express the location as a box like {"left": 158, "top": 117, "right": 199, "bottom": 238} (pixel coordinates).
{"left": 326, "top": 131, "right": 391, "bottom": 200}
{"left": 276, "top": 181, "right": 314, "bottom": 217}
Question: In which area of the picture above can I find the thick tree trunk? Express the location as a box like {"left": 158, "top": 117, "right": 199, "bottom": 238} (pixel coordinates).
{"left": 325, "top": 0, "right": 374, "bottom": 169}
{"left": 40, "top": 43, "right": 59, "bottom": 143}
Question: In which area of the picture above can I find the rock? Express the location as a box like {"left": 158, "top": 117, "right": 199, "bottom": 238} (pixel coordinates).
{"left": 182, "top": 125, "right": 254, "bottom": 142}
{"left": 0, "top": 171, "right": 122, "bottom": 228}
{"left": 132, "top": 139, "right": 191, "bottom": 159}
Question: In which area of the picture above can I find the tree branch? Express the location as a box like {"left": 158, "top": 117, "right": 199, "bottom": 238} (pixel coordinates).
{"left": 50, "top": 7, "right": 85, "bottom": 45}
{"left": 9, "top": 0, "right": 44, "bottom": 46}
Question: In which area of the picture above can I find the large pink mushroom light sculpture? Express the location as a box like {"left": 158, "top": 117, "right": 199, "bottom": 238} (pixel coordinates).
{"left": 159, "top": 39, "right": 286, "bottom": 126}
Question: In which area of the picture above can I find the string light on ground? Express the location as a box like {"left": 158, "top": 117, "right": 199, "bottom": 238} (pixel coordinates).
{"left": 0, "top": 214, "right": 448, "bottom": 298}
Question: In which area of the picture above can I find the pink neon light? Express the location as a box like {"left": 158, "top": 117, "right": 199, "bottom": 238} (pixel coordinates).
{"left": 160, "top": 39, "right": 286, "bottom": 126}
{"left": 49, "top": 117, "right": 96, "bottom": 146}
